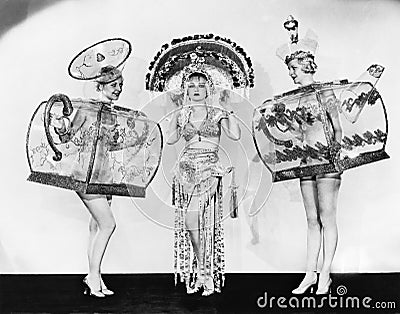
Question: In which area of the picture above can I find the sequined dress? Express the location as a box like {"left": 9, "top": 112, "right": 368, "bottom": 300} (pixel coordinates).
{"left": 172, "top": 106, "right": 232, "bottom": 293}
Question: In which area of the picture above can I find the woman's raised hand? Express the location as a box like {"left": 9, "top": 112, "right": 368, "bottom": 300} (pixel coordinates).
{"left": 49, "top": 113, "right": 67, "bottom": 133}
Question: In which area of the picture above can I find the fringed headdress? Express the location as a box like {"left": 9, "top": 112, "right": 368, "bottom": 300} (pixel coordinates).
{"left": 145, "top": 34, "right": 255, "bottom": 95}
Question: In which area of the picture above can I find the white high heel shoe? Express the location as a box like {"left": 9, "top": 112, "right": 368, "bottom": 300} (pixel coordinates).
{"left": 83, "top": 276, "right": 106, "bottom": 298}
{"left": 100, "top": 277, "right": 114, "bottom": 296}
{"left": 292, "top": 272, "right": 318, "bottom": 294}
{"left": 316, "top": 277, "right": 332, "bottom": 295}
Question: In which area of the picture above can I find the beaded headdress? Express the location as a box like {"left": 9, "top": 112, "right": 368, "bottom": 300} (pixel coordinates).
{"left": 180, "top": 62, "right": 215, "bottom": 94}
{"left": 68, "top": 38, "right": 132, "bottom": 83}
{"left": 145, "top": 34, "right": 255, "bottom": 93}
{"left": 276, "top": 15, "right": 318, "bottom": 64}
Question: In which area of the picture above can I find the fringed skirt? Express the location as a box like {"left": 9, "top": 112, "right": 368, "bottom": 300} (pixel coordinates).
{"left": 172, "top": 147, "right": 232, "bottom": 293}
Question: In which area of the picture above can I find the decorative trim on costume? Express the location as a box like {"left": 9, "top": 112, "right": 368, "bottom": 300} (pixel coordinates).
{"left": 253, "top": 79, "right": 390, "bottom": 180}
{"left": 172, "top": 146, "right": 235, "bottom": 293}
{"left": 27, "top": 96, "right": 163, "bottom": 196}
{"left": 259, "top": 127, "right": 387, "bottom": 165}
{"left": 272, "top": 149, "right": 389, "bottom": 182}
{"left": 146, "top": 33, "right": 255, "bottom": 92}
{"left": 27, "top": 171, "right": 147, "bottom": 197}
{"left": 367, "top": 64, "right": 385, "bottom": 79}
{"left": 173, "top": 176, "right": 226, "bottom": 293}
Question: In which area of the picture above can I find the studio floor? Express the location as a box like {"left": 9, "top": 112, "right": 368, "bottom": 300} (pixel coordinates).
{"left": 1, "top": 273, "right": 400, "bottom": 313}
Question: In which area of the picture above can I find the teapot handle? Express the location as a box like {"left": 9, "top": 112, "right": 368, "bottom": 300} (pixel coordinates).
{"left": 44, "top": 94, "right": 73, "bottom": 161}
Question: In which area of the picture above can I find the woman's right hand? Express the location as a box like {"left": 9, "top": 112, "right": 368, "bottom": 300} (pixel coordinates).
{"left": 49, "top": 113, "right": 67, "bottom": 133}
{"left": 166, "top": 108, "right": 183, "bottom": 145}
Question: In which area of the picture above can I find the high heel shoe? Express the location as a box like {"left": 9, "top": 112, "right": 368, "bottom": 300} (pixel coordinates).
{"left": 292, "top": 272, "right": 318, "bottom": 294}
{"left": 201, "top": 276, "right": 215, "bottom": 297}
{"left": 316, "top": 277, "right": 332, "bottom": 295}
{"left": 100, "top": 277, "right": 114, "bottom": 296}
{"left": 83, "top": 276, "right": 106, "bottom": 298}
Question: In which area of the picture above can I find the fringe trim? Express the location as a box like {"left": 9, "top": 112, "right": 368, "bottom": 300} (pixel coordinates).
{"left": 173, "top": 176, "right": 225, "bottom": 293}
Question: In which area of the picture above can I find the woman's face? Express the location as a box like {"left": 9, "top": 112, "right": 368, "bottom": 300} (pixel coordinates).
{"left": 287, "top": 59, "right": 313, "bottom": 86}
{"left": 187, "top": 75, "right": 208, "bottom": 102}
{"left": 101, "top": 77, "right": 124, "bottom": 101}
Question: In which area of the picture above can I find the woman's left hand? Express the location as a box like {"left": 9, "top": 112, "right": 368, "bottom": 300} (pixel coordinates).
{"left": 218, "top": 90, "right": 234, "bottom": 113}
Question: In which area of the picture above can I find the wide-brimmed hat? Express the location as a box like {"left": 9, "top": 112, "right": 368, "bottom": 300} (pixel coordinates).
{"left": 68, "top": 38, "right": 131, "bottom": 83}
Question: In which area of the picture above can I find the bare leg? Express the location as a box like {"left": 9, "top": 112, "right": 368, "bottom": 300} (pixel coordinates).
{"left": 88, "top": 217, "right": 98, "bottom": 263}
{"left": 185, "top": 180, "right": 218, "bottom": 271}
{"left": 98, "top": 195, "right": 114, "bottom": 294}
{"left": 184, "top": 191, "right": 204, "bottom": 294}
{"left": 185, "top": 197, "right": 201, "bottom": 270}
{"left": 301, "top": 177, "right": 322, "bottom": 273}
{"left": 78, "top": 193, "right": 116, "bottom": 292}
{"left": 88, "top": 195, "right": 111, "bottom": 259}
{"left": 316, "top": 173, "right": 341, "bottom": 290}
{"left": 293, "top": 177, "right": 321, "bottom": 293}
{"left": 184, "top": 179, "right": 218, "bottom": 295}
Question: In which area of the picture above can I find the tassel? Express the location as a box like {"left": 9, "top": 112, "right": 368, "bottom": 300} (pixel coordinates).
{"left": 172, "top": 178, "right": 176, "bottom": 206}
{"left": 329, "top": 141, "right": 342, "bottom": 172}
{"left": 229, "top": 167, "right": 238, "bottom": 218}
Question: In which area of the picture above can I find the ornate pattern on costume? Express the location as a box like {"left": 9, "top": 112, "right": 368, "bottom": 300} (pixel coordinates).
{"left": 172, "top": 107, "right": 235, "bottom": 292}
{"left": 172, "top": 147, "right": 232, "bottom": 292}
{"left": 178, "top": 106, "right": 223, "bottom": 141}
{"left": 147, "top": 34, "right": 254, "bottom": 294}
{"left": 253, "top": 71, "right": 389, "bottom": 181}
{"left": 68, "top": 38, "right": 132, "bottom": 81}
{"left": 27, "top": 95, "right": 163, "bottom": 196}
{"left": 254, "top": 16, "right": 389, "bottom": 181}
{"left": 145, "top": 33, "right": 254, "bottom": 93}
{"left": 27, "top": 39, "right": 163, "bottom": 197}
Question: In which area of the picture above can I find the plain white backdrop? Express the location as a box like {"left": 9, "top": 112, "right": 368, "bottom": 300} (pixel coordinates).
{"left": 0, "top": 0, "right": 399, "bottom": 274}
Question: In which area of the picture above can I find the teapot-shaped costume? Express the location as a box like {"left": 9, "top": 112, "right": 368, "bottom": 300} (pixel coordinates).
{"left": 253, "top": 17, "right": 389, "bottom": 181}
{"left": 26, "top": 38, "right": 163, "bottom": 196}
